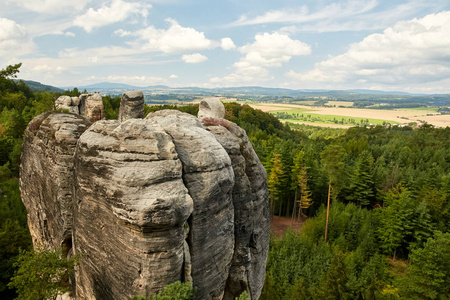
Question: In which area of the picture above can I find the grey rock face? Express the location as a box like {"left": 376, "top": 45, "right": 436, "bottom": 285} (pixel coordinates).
{"left": 198, "top": 101, "right": 269, "bottom": 300}
{"left": 78, "top": 94, "right": 88, "bottom": 115}
{"left": 146, "top": 110, "right": 235, "bottom": 300}
{"left": 84, "top": 93, "right": 104, "bottom": 122}
{"left": 20, "top": 98, "right": 268, "bottom": 300}
{"left": 20, "top": 112, "right": 91, "bottom": 250}
{"left": 198, "top": 98, "right": 226, "bottom": 119}
{"left": 119, "top": 90, "right": 145, "bottom": 121}
{"left": 55, "top": 95, "right": 80, "bottom": 114}
{"left": 73, "top": 119, "right": 193, "bottom": 299}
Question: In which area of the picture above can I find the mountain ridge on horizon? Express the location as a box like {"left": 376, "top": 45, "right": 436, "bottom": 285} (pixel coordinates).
{"left": 56, "top": 81, "right": 431, "bottom": 97}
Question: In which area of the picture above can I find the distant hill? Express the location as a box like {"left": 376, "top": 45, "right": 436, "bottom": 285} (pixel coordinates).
{"left": 60, "top": 82, "right": 429, "bottom": 97}
{"left": 15, "top": 79, "right": 64, "bottom": 93}
{"left": 346, "top": 89, "right": 424, "bottom": 96}
{"left": 76, "top": 82, "right": 144, "bottom": 90}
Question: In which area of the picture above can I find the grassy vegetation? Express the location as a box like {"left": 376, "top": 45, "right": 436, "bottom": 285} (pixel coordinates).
{"left": 400, "top": 106, "right": 440, "bottom": 112}
{"left": 291, "top": 100, "right": 317, "bottom": 105}
{"left": 270, "top": 109, "right": 394, "bottom": 126}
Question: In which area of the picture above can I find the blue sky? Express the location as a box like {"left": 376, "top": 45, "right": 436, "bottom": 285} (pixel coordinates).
{"left": 1, "top": 0, "right": 450, "bottom": 93}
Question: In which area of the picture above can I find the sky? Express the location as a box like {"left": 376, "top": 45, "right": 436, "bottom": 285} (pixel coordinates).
{"left": 1, "top": 0, "right": 450, "bottom": 93}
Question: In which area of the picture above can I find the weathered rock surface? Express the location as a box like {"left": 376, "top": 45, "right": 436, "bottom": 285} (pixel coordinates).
{"left": 54, "top": 94, "right": 99, "bottom": 117}
{"left": 198, "top": 102, "right": 269, "bottom": 300}
{"left": 84, "top": 93, "right": 104, "bottom": 122}
{"left": 20, "top": 97, "right": 269, "bottom": 300}
{"left": 73, "top": 119, "right": 193, "bottom": 299}
{"left": 78, "top": 94, "right": 88, "bottom": 115}
{"left": 146, "top": 110, "right": 235, "bottom": 299}
{"left": 55, "top": 95, "right": 80, "bottom": 114}
{"left": 20, "top": 112, "right": 92, "bottom": 250}
{"left": 198, "top": 98, "right": 226, "bottom": 119}
{"left": 118, "top": 90, "right": 145, "bottom": 121}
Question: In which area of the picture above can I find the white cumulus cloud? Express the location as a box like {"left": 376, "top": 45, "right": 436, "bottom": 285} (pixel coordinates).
{"left": 287, "top": 11, "right": 450, "bottom": 91}
{"left": 0, "top": 18, "right": 27, "bottom": 41}
{"left": 221, "top": 37, "right": 236, "bottom": 50}
{"left": 74, "top": 0, "right": 150, "bottom": 32}
{"left": 0, "top": 18, "right": 34, "bottom": 62}
{"left": 169, "top": 74, "right": 178, "bottom": 79}
{"left": 239, "top": 32, "right": 311, "bottom": 67}
{"left": 182, "top": 53, "right": 208, "bottom": 63}
{"left": 116, "top": 18, "right": 213, "bottom": 53}
{"left": 211, "top": 32, "right": 311, "bottom": 85}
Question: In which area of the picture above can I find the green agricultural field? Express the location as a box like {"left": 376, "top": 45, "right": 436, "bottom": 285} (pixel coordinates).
{"left": 400, "top": 107, "right": 440, "bottom": 112}
{"left": 291, "top": 100, "right": 317, "bottom": 105}
{"left": 271, "top": 109, "right": 393, "bottom": 126}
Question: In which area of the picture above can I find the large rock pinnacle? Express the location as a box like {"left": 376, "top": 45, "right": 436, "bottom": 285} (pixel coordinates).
{"left": 119, "top": 90, "right": 145, "bottom": 122}
{"left": 20, "top": 95, "right": 269, "bottom": 300}
{"left": 84, "top": 93, "right": 104, "bottom": 122}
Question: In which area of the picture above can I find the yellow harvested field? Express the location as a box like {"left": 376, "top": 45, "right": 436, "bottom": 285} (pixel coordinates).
{"left": 327, "top": 101, "right": 354, "bottom": 107}
{"left": 250, "top": 103, "right": 450, "bottom": 127}
{"left": 250, "top": 104, "right": 315, "bottom": 112}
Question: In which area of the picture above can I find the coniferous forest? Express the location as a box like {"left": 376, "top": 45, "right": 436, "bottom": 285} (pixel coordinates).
{"left": 1, "top": 65, "right": 449, "bottom": 299}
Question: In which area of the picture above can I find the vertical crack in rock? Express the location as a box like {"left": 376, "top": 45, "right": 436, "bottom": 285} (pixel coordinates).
{"left": 146, "top": 110, "right": 235, "bottom": 300}
{"left": 199, "top": 100, "right": 269, "bottom": 300}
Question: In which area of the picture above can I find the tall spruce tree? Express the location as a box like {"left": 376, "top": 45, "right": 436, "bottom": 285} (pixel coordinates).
{"left": 346, "top": 150, "right": 375, "bottom": 207}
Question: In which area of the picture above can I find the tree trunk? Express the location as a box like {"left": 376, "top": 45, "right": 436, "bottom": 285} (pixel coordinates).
{"left": 291, "top": 189, "right": 298, "bottom": 225}
{"left": 269, "top": 195, "right": 274, "bottom": 218}
{"left": 325, "top": 180, "right": 332, "bottom": 242}
{"left": 285, "top": 197, "right": 291, "bottom": 217}
{"left": 278, "top": 197, "right": 282, "bottom": 217}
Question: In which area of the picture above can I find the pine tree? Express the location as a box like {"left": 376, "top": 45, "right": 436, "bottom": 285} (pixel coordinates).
{"left": 321, "top": 145, "right": 345, "bottom": 242}
{"left": 401, "top": 232, "right": 450, "bottom": 299}
{"left": 377, "top": 184, "right": 414, "bottom": 260}
{"left": 346, "top": 150, "right": 375, "bottom": 207}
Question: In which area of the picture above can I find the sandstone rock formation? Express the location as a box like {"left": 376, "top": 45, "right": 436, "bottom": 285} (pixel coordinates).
{"left": 119, "top": 90, "right": 145, "bottom": 121}
{"left": 73, "top": 119, "right": 194, "bottom": 299}
{"left": 146, "top": 110, "right": 235, "bottom": 299}
{"left": 198, "top": 98, "right": 226, "bottom": 119}
{"left": 20, "top": 95, "right": 269, "bottom": 300}
{"left": 55, "top": 95, "right": 80, "bottom": 114}
{"left": 20, "top": 112, "right": 92, "bottom": 250}
{"left": 55, "top": 93, "right": 102, "bottom": 118}
{"left": 198, "top": 105, "right": 269, "bottom": 300}
{"left": 78, "top": 94, "right": 87, "bottom": 115}
{"left": 84, "top": 93, "right": 104, "bottom": 122}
